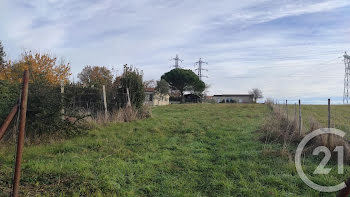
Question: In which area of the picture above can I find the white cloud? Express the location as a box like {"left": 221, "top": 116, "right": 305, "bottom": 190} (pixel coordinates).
{"left": 0, "top": 0, "right": 349, "bottom": 101}
{"left": 229, "top": 0, "right": 350, "bottom": 25}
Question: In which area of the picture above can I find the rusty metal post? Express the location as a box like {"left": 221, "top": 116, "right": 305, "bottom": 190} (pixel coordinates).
{"left": 0, "top": 104, "right": 18, "bottom": 141}
{"left": 12, "top": 70, "right": 29, "bottom": 197}
{"left": 337, "top": 178, "right": 350, "bottom": 197}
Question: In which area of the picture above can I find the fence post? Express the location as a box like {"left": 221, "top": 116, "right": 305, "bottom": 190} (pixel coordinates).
{"left": 299, "top": 99, "right": 302, "bottom": 135}
{"left": 61, "top": 81, "right": 64, "bottom": 120}
{"left": 327, "top": 98, "right": 333, "bottom": 154}
{"left": 294, "top": 103, "right": 297, "bottom": 122}
{"left": 126, "top": 88, "right": 131, "bottom": 107}
{"left": 328, "top": 98, "right": 331, "bottom": 128}
{"left": 103, "top": 85, "right": 108, "bottom": 119}
{"left": 286, "top": 100, "right": 288, "bottom": 121}
{"left": 12, "top": 70, "right": 29, "bottom": 197}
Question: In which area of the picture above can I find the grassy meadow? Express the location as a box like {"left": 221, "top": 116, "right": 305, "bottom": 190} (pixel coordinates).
{"left": 0, "top": 104, "right": 349, "bottom": 196}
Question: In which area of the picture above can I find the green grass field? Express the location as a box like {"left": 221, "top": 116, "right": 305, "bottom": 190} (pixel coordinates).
{"left": 0, "top": 104, "right": 348, "bottom": 196}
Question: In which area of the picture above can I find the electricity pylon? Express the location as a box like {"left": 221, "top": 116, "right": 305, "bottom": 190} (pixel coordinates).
{"left": 170, "top": 54, "right": 183, "bottom": 68}
{"left": 195, "top": 58, "right": 208, "bottom": 80}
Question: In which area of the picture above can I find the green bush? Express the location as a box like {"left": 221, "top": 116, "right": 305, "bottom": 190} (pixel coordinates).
{"left": 0, "top": 80, "right": 19, "bottom": 123}
{"left": 0, "top": 81, "right": 87, "bottom": 139}
{"left": 113, "top": 65, "right": 145, "bottom": 108}
{"left": 0, "top": 74, "right": 148, "bottom": 140}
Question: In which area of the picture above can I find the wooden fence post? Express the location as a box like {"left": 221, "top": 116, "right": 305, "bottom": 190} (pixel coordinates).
{"left": 294, "top": 103, "right": 297, "bottom": 122}
{"left": 327, "top": 98, "right": 333, "bottom": 154}
{"left": 126, "top": 88, "right": 131, "bottom": 107}
{"left": 61, "top": 81, "right": 64, "bottom": 120}
{"left": 103, "top": 85, "right": 108, "bottom": 119}
{"left": 12, "top": 70, "right": 29, "bottom": 197}
{"left": 286, "top": 100, "right": 288, "bottom": 121}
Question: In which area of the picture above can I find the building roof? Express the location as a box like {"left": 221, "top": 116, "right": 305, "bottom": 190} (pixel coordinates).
{"left": 184, "top": 93, "right": 201, "bottom": 98}
{"left": 144, "top": 88, "right": 155, "bottom": 92}
{"left": 213, "top": 94, "right": 254, "bottom": 97}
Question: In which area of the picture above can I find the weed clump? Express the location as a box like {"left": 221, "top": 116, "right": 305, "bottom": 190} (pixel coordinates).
{"left": 86, "top": 105, "right": 152, "bottom": 126}
{"left": 260, "top": 104, "right": 303, "bottom": 146}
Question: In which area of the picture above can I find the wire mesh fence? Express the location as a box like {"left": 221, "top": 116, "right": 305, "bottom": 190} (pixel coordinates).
{"left": 0, "top": 82, "right": 129, "bottom": 138}
{"left": 270, "top": 99, "right": 350, "bottom": 139}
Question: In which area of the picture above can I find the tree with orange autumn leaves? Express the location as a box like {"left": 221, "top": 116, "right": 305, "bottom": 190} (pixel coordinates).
{"left": 78, "top": 65, "right": 113, "bottom": 88}
{"left": 0, "top": 51, "right": 71, "bottom": 84}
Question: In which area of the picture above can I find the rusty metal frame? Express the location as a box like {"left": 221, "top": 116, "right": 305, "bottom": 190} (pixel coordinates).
{"left": 0, "top": 104, "right": 18, "bottom": 141}
{"left": 11, "top": 70, "right": 29, "bottom": 197}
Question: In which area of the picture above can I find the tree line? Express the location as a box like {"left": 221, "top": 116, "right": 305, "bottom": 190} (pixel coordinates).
{"left": 0, "top": 40, "right": 207, "bottom": 138}
{"left": 0, "top": 40, "right": 206, "bottom": 104}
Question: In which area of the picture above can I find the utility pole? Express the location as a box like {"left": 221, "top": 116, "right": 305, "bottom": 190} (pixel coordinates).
{"left": 195, "top": 58, "right": 208, "bottom": 80}
{"left": 170, "top": 54, "right": 183, "bottom": 68}
{"left": 343, "top": 52, "right": 350, "bottom": 104}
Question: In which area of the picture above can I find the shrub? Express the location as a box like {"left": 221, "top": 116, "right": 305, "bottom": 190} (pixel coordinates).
{"left": 0, "top": 80, "right": 19, "bottom": 123}
{"left": 0, "top": 81, "right": 88, "bottom": 141}
{"left": 259, "top": 104, "right": 302, "bottom": 145}
{"left": 113, "top": 65, "right": 145, "bottom": 108}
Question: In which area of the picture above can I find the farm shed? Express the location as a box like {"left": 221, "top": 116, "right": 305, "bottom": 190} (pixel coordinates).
{"left": 184, "top": 93, "right": 201, "bottom": 103}
{"left": 212, "top": 94, "right": 254, "bottom": 103}
{"left": 144, "top": 88, "right": 170, "bottom": 106}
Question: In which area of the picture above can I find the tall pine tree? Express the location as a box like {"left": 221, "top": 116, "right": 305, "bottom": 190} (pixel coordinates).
{"left": 0, "top": 41, "right": 5, "bottom": 66}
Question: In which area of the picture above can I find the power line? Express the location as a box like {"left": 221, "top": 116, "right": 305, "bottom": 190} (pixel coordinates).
{"left": 226, "top": 75, "right": 343, "bottom": 79}
{"left": 210, "top": 57, "right": 341, "bottom": 71}
{"left": 195, "top": 58, "right": 208, "bottom": 80}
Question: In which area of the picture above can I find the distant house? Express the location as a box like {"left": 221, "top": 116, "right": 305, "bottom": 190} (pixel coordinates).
{"left": 144, "top": 88, "right": 170, "bottom": 106}
{"left": 212, "top": 94, "right": 254, "bottom": 103}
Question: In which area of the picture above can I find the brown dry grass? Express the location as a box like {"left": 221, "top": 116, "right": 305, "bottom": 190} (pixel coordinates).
{"left": 87, "top": 105, "right": 152, "bottom": 126}
{"left": 260, "top": 104, "right": 304, "bottom": 146}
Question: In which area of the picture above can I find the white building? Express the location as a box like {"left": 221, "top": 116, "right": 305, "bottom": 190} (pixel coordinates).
{"left": 212, "top": 94, "right": 254, "bottom": 103}
{"left": 144, "top": 88, "right": 170, "bottom": 106}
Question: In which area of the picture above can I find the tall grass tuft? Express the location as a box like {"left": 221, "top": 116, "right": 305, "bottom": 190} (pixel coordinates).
{"left": 260, "top": 104, "right": 303, "bottom": 146}
{"left": 87, "top": 105, "right": 152, "bottom": 126}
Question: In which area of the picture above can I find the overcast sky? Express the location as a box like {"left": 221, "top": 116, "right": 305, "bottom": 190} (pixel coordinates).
{"left": 1, "top": 0, "right": 349, "bottom": 103}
